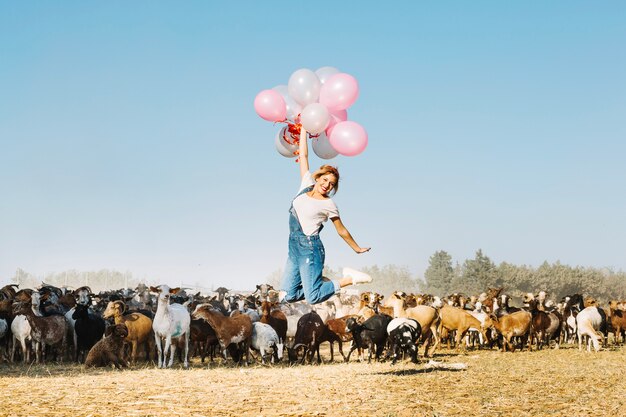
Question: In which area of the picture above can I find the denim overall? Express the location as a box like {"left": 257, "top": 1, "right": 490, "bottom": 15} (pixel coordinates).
{"left": 281, "top": 186, "right": 337, "bottom": 304}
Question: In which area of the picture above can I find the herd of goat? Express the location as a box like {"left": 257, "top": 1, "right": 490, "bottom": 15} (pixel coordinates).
{"left": 0, "top": 283, "right": 625, "bottom": 369}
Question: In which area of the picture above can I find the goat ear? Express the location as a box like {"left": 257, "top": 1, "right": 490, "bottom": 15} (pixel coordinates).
{"left": 170, "top": 287, "right": 181, "bottom": 294}
{"left": 149, "top": 286, "right": 159, "bottom": 293}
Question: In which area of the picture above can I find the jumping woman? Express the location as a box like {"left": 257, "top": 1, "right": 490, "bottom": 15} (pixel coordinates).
{"left": 281, "top": 131, "right": 372, "bottom": 305}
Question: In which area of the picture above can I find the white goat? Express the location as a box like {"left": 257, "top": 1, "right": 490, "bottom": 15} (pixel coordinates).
{"left": 576, "top": 306, "right": 604, "bottom": 352}
{"left": 151, "top": 285, "right": 191, "bottom": 368}
{"left": 251, "top": 322, "right": 283, "bottom": 364}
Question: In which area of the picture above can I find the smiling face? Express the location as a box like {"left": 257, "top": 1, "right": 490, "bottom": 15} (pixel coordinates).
{"left": 314, "top": 173, "right": 338, "bottom": 197}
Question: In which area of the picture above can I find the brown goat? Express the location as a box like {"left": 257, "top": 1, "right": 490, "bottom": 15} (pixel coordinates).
{"left": 609, "top": 301, "right": 626, "bottom": 345}
{"left": 326, "top": 315, "right": 360, "bottom": 362}
{"left": 102, "top": 300, "right": 153, "bottom": 364}
{"left": 438, "top": 304, "right": 488, "bottom": 350}
{"left": 85, "top": 324, "right": 129, "bottom": 369}
{"left": 484, "top": 311, "right": 532, "bottom": 352}
{"left": 191, "top": 304, "right": 252, "bottom": 365}
{"left": 260, "top": 301, "right": 288, "bottom": 344}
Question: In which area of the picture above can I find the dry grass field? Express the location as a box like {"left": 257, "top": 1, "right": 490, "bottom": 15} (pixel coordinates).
{"left": 1, "top": 344, "right": 625, "bottom": 417}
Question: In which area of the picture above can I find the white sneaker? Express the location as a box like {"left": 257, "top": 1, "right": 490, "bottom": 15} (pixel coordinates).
{"left": 343, "top": 267, "right": 372, "bottom": 285}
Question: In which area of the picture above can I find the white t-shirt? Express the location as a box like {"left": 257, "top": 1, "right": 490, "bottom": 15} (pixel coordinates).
{"left": 292, "top": 171, "right": 339, "bottom": 236}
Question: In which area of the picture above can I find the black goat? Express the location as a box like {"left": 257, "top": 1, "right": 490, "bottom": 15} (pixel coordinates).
{"left": 288, "top": 311, "right": 334, "bottom": 364}
{"left": 345, "top": 314, "right": 392, "bottom": 363}
{"left": 72, "top": 303, "right": 106, "bottom": 363}
{"left": 386, "top": 318, "right": 421, "bottom": 364}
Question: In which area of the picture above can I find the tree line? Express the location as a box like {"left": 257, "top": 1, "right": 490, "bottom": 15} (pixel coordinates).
{"left": 421, "top": 249, "right": 626, "bottom": 303}
{"left": 9, "top": 249, "right": 626, "bottom": 304}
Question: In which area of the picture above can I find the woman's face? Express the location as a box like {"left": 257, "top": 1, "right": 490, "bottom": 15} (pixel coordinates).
{"left": 315, "top": 173, "right": 337, "bottom": 196}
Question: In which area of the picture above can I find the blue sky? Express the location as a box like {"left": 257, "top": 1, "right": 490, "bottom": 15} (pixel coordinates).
{"left": 1, "top": 2, "right": 625, "bottom": 290}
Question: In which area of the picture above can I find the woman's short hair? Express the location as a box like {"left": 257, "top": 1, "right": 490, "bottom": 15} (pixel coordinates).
{"left": 312, "top": 165, "right": 340, "bottom": 195}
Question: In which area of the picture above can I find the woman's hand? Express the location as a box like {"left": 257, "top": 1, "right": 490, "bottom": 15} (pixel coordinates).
{"left": 355, "top": 247, "right": 371, "bottom": 254}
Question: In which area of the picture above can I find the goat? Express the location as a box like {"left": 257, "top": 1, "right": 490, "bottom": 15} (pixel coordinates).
{"left": 576, "top": 306, "right": 605, "bottom": 352}
{"left": 608, "top": 300, "right": 626, "bottom": 345}
{"left": 288, "top": 311, "right": 335, "bottom": 364}
{"left": 189, "top": 318, "right": 219, "bottom": 362}
{"left": 386, "top": 317, "right": 421, "bottom": 364}
{"left": 251, "top": 322, "right": 283, "bottom": 364}
{"left": 325, "top": 315, "right": 359, "bottom": 362}
{"left": 438, "top": 304, "right": 488, "bottom": 350}
{"left": 10, "top": 302, "right": 34, "bottom": 363}
{"left": 345, "top": 314, "right": 392, "bottom": 363}
{"left": 386, "top": 292, "right": 440, "bottom": 357}
{"left": 27, "top": 292, "right": 68, "bottom": 363}
{"left": 191, "top": 304, "right": 252, "bottom": 365}
{"left": 484, "top": 311, "right": 532, "bottom": 352}
{"left": 85, "top": 324, "right": 129, "bottom": 369}
{"left": 259, "top": 301, "right": 288, "bottom": 346}
{"left": 151, "top": 285, "right": 191, "bottom": 368}
{"left": 102, "top": 300, "right": 154, "bottom": 364}
{"left": 72, "top": 303, "right": 105, "bottom": 363}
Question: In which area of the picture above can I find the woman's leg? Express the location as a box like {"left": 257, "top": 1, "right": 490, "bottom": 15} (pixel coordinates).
{"left": 300, "top": 240, "right": 336, "bottom": 305}
{"left": 282, "top": 246, "right": 305, "bottom": 303}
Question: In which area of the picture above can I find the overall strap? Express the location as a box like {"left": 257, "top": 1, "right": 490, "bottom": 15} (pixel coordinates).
{"left": 295, "top": 185, "right": 314, "bottom": 199}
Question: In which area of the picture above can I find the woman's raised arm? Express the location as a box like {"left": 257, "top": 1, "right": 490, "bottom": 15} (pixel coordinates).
{"left": 299, "top": 128, "right": 309, "bottom": 178}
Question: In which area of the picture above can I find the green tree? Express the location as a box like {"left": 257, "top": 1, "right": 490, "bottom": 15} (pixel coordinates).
{"left": 423, "top": 250, "right": 454, "bottom": 296}
{"left": 460, "top": 249, "right": 497, "bottom": 294}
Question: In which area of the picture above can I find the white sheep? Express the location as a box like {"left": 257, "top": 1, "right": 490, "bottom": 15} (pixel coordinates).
{"left": 251, "top": 322, "right": 283, "bottom": 364}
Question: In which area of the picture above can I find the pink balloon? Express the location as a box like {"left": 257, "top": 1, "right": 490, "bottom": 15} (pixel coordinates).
{"left": 254, "top": 89, "right": 286, "bottom": 122}
{"left": 325, "top": 109, "right": 348, "bottom": 137}
{"left": 329, "top": 121, "right": 368, "bottom": 157}
{"left": 319, "top": 73, "right": 359, "bottom": 111}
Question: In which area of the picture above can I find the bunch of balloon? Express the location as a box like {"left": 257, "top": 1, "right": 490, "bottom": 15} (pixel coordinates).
{"left": 254, "top": 67, "right": 368, "bottom": 160}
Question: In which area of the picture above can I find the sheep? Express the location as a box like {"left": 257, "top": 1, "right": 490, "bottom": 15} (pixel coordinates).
{"left": 150, "top": 285, "right": 191, "bottom": 368}
{"left": 251, "top": 322, "right": 283, "bottom": 364}
{"left": 102, "top": 300, "right": 154, "bottom": 364}
{"left": 85, "top": 324, "right": 129, "bottom": 369}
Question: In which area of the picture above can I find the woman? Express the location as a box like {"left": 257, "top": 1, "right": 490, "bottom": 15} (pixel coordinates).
{"left": 281, "top": 132, "right": 372, "bottom": 305}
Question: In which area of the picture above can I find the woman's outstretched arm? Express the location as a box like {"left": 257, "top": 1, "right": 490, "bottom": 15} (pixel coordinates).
{"left": 299, "top": 129, "right": 309, "bottom": 178}
{"left": 331, "top": 217, "right": 371, "bottom": 253}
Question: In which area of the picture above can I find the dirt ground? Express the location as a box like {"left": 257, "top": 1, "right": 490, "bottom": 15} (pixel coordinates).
{"left": 1, "top": 345, "right": 625, "bottom": 417}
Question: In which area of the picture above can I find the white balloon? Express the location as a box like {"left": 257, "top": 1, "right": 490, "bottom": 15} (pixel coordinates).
{"left": 315, "top": 66, "right": 340, "bottom": 84}
{"left": 312, "top": 132, "right": 338, "bottom": 160}
{"left": 300, "top": 103, "right": 330, "bottom": 135}
{"left": 275, "top": 127, "right": 299, "bottom": 158}
{"left": 272, "top": 84, "right": 302, "bottom": 121}
{"left": 288, "top": 68, "right": 321, "bottom": 107}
